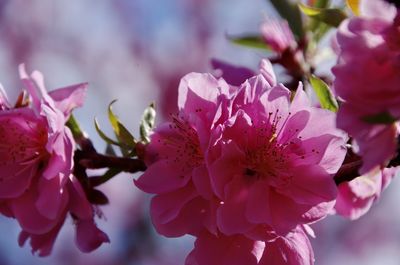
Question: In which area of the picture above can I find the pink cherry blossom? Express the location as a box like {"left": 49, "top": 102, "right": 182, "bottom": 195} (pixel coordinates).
{"left": 333, "top": 0, "right": 400, "bottom": 173}
{"left": 0, "top": 65, "right": 108, "bottom": 256}
{"left": 335, "top": 167, "right": 398, "bottom": 220}
{"left": 186, "top": 226, "right": 314, "bottom": 265}
{"left": 135, "top": 72, "right": 231, "bottom": 237}
{"left": 207, "top": 73, "right": 347, "bottom": 235}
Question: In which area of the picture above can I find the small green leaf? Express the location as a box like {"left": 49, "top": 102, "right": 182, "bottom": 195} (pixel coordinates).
{"left": 362, "top": 112, "right": 397, "bottom": 124}
{"left": 108, "top": 100, "right": 136, "bottom": 156}
{"left": 309, "top": 75, "right": 338, "bottom": 112}
{"left": 269, "top": 0, "right": 304, "bottom": 39}
{"left": 66, "top": 115, "right": 84, "bottom": 140}
{"left": 299, "top": 3, "right": 347, "bottom": 27}
{"left": 229, "top": 35, "right": 271, "bottom": 50}
{"left": 140, "top": 102, "right": 156, "bottom": 143}
{"left": 94, "top": 118, "right": 121, "bottom": 146}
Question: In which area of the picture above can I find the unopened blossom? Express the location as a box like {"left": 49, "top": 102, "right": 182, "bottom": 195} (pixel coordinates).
{"left": 135, "top": 72, "right": 231, "bottom": 237}
{"left": 333, "top": 0, "right": 400, "bottom": 173}
{"left": 335, "top": 167, "right": 398, "bottom": 220}
{"left": 207, "top": 73, "right": 347, "bottom": 235}
{"left": 0, "top": 66, "right": 108, "bottom": 256}
{"left": 261, "top": 19, "right": 296, "bottom": 53}
{"left": 186, "top": 226, "right": 314, "bottom": 265}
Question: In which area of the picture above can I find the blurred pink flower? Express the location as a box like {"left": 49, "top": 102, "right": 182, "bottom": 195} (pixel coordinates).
{"left": 335, "top": 167, "right": 398, "bottom": 220}
{"left": 333, "top": 0, "right": 400, "bottom": 173}
{"left": 0, "top": 65, "right": 108, "bottom": 256}
{"left": 211, "top": 58, "right": 255, "bottom": 87}
{"left": 211, "top": 59, "right": 276, "bottom": 88}
{"left": 186, "top": 226, "right": 314, "bottom": 265}
{"left": 135, "top": 73, "right": 231, "bottom": 237}
{"left": 261, "top": 19, "right": 296, "bottom": 53}
{"left": 208, "top": 73, "right": 346, "bottom": 235}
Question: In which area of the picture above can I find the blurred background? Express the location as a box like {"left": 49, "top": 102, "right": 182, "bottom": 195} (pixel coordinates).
{"left": 0, "top": 0, "right": 399, "bottom": 264}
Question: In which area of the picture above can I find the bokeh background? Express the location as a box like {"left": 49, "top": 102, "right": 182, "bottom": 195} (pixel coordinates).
{"left": 0, "top": 1, "right": 399, "bottom": 264}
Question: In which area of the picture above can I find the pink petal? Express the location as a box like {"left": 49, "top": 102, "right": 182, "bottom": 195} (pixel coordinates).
{"left": 178, "top": 73, "right": 228, "bottom": 113}
{"left": 288, "top": 165, "right": 337, "bottom": 205}
{"left": 12, "top": 188, "right": 67, "bottom": 234}
{"left": 134, "top": 159, "right": 191, "bottom": 193}
{"left": 186, "top": 231, "right": 264, "bottom": 265}
{"left": 151, "top": 184, "right": 197, "bottom": 225}
{"left": 208, "top": 140, "right": 245, "bottom": 198}
{"left": 0, "top": 84, "right": 10, "bottom": 109}
{"left": 217, "top": 177, "right": 253, "bottom": 235}
{"left": 67, "top": 175, "right": 92, "bottom": 220}
{"left": 192, "top": 165, "right": 213, "bottom": 199}
{"left": 35, "top": 176, "right": 65, "bottom": 220}
{"left": 290, "top": 84, "right": 310, "bottom": 113}
{"left": 0, "top": 163, "right": 37, "bottom": 198}
{"left": 269, "top": 190, "right": 319, "bottom": 234}
{"left": 18, "top": 218, "right": 65, "bottom": 257}
{"left": 48, "top": 83, "right": 88, "bottom": 118}
{"left": 335, "top": 177, "right": 376, "bottom": 220}
{"left": 245, "top": 183, "right": 272, "bottom": 224}
{"left": 75, "top": 219, "right": 110, "bottom": 252}
{"left": 259, "top": 59, "right": 276, "bottom": 87}
{"left": 152, "top": 196, "right": 214, "bottom": 237}
{"left": 260, "top": 227, "right": 314, "bottom": 265}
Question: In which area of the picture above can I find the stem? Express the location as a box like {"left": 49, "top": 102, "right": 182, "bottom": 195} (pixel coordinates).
{"left": 78, "top": 151, "right": 147, "bottom": 173}
{"left": 334, "top": 149, "right": 400, "bottom": 185}
{"left": 334, "top": 160, "right": 362, "bottom": 185}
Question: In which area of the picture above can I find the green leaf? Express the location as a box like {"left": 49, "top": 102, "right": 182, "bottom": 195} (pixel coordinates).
{"left": 140, "top": 102, "right": 156, "bottom": 143}
{"left": 299, "top": 3, "right": 347, "bottom": 27}
{"left": 362, "top": 112, "right": 397, "bottom": 124}
{"left": 94, "top": 118, "right": 121, "bottom": 146}
{"left": 309, "top": 75, "right": 338, "bottom": 112}
{"left": 229, "top": 35, "right": 271, "bottom": 50}
{"left": 108, "top": 100, "right": 136, "bottom": 156}
{"left": 66, "top": 115, "right": 84, "bottom": 140}
{"left": 309, "top": 0, "right": 331, "bottom": 33}
{"left": 314, "top": 0, "right": 330, "bottom": 8}
{"left": 269, "top": 0, "right": 304, "bottom": 39}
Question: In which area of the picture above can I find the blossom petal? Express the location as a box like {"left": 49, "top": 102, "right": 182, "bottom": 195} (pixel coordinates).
{"left": 134, "top": 159, "right": 191, "bottom": 193}
{"left": 48, "top": 83, "right": 88, "bottom": 118}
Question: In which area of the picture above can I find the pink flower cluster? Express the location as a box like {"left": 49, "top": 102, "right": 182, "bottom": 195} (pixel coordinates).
{"left": 332, "top": 0, "right": 400, "bottom": 220}
{"left": 333, "top": 0, "right": 400, "bottom": 174}
{"left": 0, "top": 66, "right": 108, "bottom": 256}
{"left": 136, "top": 60, "right": 347, "bottom": 265}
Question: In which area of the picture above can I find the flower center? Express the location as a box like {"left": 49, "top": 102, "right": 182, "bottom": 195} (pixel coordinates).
{"left": 243, "top": 110, "right": 300, "bottom": 187}
{"left": 161, "top": 113, "right": 203, "bottom": 172}
{"left": 0, "top": 112, "right": 48, "bottom": 181}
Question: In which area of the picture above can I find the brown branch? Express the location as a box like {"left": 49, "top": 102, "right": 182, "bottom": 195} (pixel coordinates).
{"left": 334, "top": 160, "right": 362, "bottom": 185}
{"left": 78, "top": 151, "right": 147, "bottom": 173}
